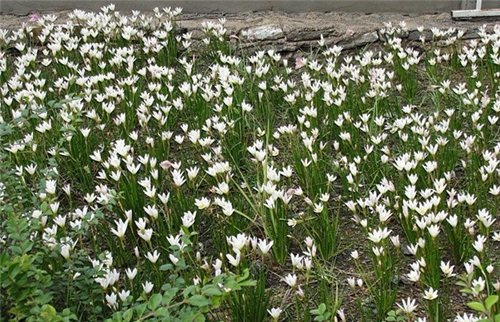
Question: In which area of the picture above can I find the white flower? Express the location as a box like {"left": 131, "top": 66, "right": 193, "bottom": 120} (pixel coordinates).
{"left": 146, "top": 250, "right": 160, "bottom": 264}
{"left": 60, "top": 244, "right": 71, "bottom": 260}
{"left": 427, "top": 224, "right": 440, "bottom": 238}
{"left": 143, "top": 205, "right": 158, "bottom": 220}
{"left": 367, "top": 227, "right": 391, "bottom": 243}
{"left": 125, "top": 267, "right": 137, "bottom": 280}
{"left": 181, "top": 211, "right": 196, "bottom": 228}
{"left": 407, "top": 269, "right": 421, "bottom": 282}
{"left": 142, "top": 281, "right": 154, "bottom": 294}
{"left": 397, "top": 297, "right": 418, "bottom": 314}
{"left": 195, "top": 197, "right": 211, "bottom": 210}
{"left": 267, "top": 307, "right": 283, "bottom": 319}
{"left": 110, "top": 218, "right": 129, "bottom": 239}
{"left": 171, "top": 169, "right": 186, "bottom": 187}
{"left": 473, "top": 235, "right": 487, "bottom": 252}
{"left": 257, "top": 239, "right": 273, "bottom": 255}
{"left": 45, "top": 179, "right": 57, "bottom": 195}
{"left": 423, "top": 287, "right": 438, "bottom": 300}
{"left": 290, "top": 253, "right": 303, "bottom": 268}
{"left": 226, "top": 251, "right": 241, "bottom": 267}
{"left": 118, "top": 290, "right": 130, "bottom": 302}
{"left": 53, "top": 215, "right": 66, "bottom": 228}
{"left": 284, "top": 273, "right": 297, "bottom": 287}
{"left": 169, "top": 254, "right": 179, "bottom": 265}
{"left": 138, "top": 228, "right": 153, "bottom": 242}
{"left": 187, "top": 166, "right": 200, "bottom": 180}
{"left": 105, "top": 292, "right": 118, "bottom": 309}
{"left": 454, "top": 313, "right": 479, "bottom": 322}
{"left": 440, "top": 261, "right": 456, "bottom": 277}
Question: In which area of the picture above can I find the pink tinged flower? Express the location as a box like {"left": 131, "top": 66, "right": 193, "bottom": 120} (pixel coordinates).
{"left": 160, "top": 160, "right": 172, "bottom": 170}
{"left": 29, "top": 14, "right": 40, "bottom": 22}
{"left": 295, "top": 57, "right": 306, "bottom": 69}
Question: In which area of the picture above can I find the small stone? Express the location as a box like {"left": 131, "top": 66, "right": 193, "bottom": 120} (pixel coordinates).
{"left": 401, "top": 243, "right": 413, "bottom": 256}
{"left": 243, "top": 25, "right": 284, "bottom": 41}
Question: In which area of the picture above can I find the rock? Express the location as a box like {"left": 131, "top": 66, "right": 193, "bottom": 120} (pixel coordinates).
{"left": 287, "top": 29, "right": 329, "bottom": 42}
{"left": 243, "top": 24, "right": 284, "bottom": 41}
{"left": 462, "top": 30, "right": 480, "bottom": 40}
{"left": 338, "top": 31, "right": 379, "bottom": 49}
{"left": 378, "top": 30, "right": 409, "bottom": 42}
{"left": 408, "top": 29, "right": 433, "bottom": 41}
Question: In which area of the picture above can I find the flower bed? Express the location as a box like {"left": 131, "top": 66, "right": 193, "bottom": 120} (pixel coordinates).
{"left": 0, "top": 5, "right": 499, "bottom": 321}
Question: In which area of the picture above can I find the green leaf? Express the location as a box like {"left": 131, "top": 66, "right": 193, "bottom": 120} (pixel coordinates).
{"left": 467, "top": 301, "right": 487, "bottom": 313}
{"left": 163, "top": 287, "right": 178, "bottom": 305}
{"left": 8, "top": 262, "right": 20, "bottom": 278}
{"left": 155, "top": 307, "right": 170, "bottom": 317}
{"left": 201, "top": 285, "right": 222, "bottom": 297}
{"left": 159, "top": 264, "right": 173, "bottom": 271}
{"left": 494, "top": 313, "right": 500, "bottom": 322}
{"left": 123, "top": 309, "right": 134, "bottom": 322}
{"left": 485, "top": 295, "right": 499, "bottom": 311}
{"left": 211, "top": 296, "right": 221, "bottom": 309}
{"left": 136, "top": 303, "right": 147, "bottom": 318}
{"left": 188, "top": 295, "right": 211, "bottom": 307}
{"left": 40, "top": 304, "right": 62, "bottom": 321}
{"left": 112, "top": 312, "right": 122, "bottom": 322}
{"left": 148, "top": 293, "right": 163, "bottom": 311}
